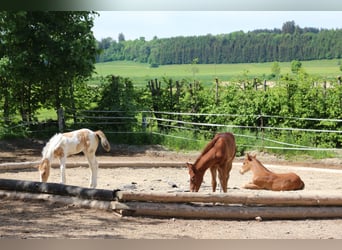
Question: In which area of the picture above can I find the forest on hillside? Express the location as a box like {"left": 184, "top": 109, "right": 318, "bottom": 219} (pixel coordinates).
{"left": 96, "top": 21, "right": 342, "bottom": 65}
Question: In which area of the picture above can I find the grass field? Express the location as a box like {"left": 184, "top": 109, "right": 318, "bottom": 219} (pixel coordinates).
{"left": 91, "top": 59, "right": 342, "bottom": 87}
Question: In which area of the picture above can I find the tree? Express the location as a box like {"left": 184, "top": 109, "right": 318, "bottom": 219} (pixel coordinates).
{"left": 0, "top": 11, "right": 98, "bottom": 124}
{"left": 282, "top": 21, "right": 296, "bottom": 34}
{"left": 190, "top": 58, "right": 199, "bottom": 80}
{"left": 98, "top": 37, "right": 113, "bottom": 50}
{"left": 291, "top": 60, "right": 302, "bottom": 74}
{"left": 271, "top": 61, "right": 281, "bottom": 79}
{"left": 96, "top": 21, "right": 342, "bottom": 65}
{"left": 118, "top": 33, "right": 125, "bottom": 43}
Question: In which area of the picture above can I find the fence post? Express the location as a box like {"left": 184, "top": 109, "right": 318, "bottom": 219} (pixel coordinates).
{"left": 257, "top": 114, "right": 264, "bottom": 148}
{"left": 254, "top": 78, "right": 258, "bottom": 90}
{"left": 263, "top": 80, "right": 267, "bottom": 91}
{"left": 323, "top": 80, "right": 327, "bottom": 99}
{"left": 58, "top": 107, "right": 64, "bottom": 132}
{"left": 215, "top": 78, "right": 219, "bottom": 104}
{"left": 142, "top": 114, "right": 147, "bottom": 132}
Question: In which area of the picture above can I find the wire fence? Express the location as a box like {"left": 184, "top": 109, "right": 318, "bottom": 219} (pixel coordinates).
{"left": 145, "top": 112, "right": 341, "bottom": 152}
{"left": 1, "top": 109, "right": 341, "bottom": 153}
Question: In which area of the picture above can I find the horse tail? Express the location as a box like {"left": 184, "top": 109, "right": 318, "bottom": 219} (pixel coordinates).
{"left": 95, "top": 130, "right": 111, "bottom": 152}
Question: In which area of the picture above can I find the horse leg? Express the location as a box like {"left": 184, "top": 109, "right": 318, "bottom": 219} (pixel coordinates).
{"left": 223, "top": 161, "right": 233, "bottom": 192}
{"left": 217, "top": 166, "right": 227, "bottom": 193}
{"left": 59, "top": 157, "right": 67, "bottom": 184}
{"left": 85, "top": 152, "right": 98, "bottom": 188}
{"left": 243, "top": 182, "right": 263, "bottom": 190}
{"left": 210, "top": 166, "right": 218, "bottom": 192}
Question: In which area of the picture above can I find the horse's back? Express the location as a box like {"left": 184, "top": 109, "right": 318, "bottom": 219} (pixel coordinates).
{"left": 62, "top": 129, "right": 99, "bottom": 155}
{"left": 271, "top": 172, "right": 305, "bottom": 191}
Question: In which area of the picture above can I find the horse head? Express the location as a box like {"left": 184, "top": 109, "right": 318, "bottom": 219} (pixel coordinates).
{"left": 186, "top": 162, "right": 203, "bottom": 192}
{"left": 36, "top": 159, "right": 51, "bottom": 182}
{"left": 239, "top": 153, "right": 256, "bottom": 175}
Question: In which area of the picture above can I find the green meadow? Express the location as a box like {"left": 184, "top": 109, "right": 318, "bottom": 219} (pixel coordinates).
{"left": 33, "top": 59, "right": 342, "bottom": 121}
{"left": 91, "top": 59, "right": 342, "bottom": 87}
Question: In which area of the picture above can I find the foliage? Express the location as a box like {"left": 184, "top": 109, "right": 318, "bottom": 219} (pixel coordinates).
{"left": 139, "top": 73, "right": 341, "bottom": 151}
{"left": 0, "top": 11, "right": 98, "bottom": 124}
{"left": 74, "top": 75, "right": 140, "bottom": 132}
{"left": 291, "top": 60, "right": 302, "bottom": 74}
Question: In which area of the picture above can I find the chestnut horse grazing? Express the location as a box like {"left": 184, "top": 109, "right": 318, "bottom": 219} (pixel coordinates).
{"left": 186, "top": 132, "right": 236, "bottom": 192}
{"left": 239, "top": 154, "right": 305, "bottom": 191}
{"left": 37, "top": 128, "right": 111, "bottom": 188}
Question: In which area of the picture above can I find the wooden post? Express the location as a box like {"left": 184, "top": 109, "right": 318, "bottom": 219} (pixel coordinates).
{"left": 323, "top": 80, "right": 327, "bottom": 99}
{"left": 58, "top": 107, "right": 64, "bottom": 132}
{"left": 259, "top": 114, "right": 264, "bottom": 147}
{"left": 263, "top": 80, "right": 267, "bottom": 91}
{"left": 254, "top": 78, "right": 258, "bottom": 90}
{"left": 147, "top": 79, "right": 162, "bottom": 130}
{"left": 215, "top": 78, "right": 219, "bottom": 104}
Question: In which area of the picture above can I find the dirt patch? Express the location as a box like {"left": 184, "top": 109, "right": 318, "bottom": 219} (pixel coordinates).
{"left": 1, "top": 139, "right": 342, "bottom": 239}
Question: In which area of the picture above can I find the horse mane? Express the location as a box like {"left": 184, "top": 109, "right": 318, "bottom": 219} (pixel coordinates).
{"left": 42, "top": 133, "right": 64, "bottom": 160}
{"left": 193, "top": 134, "right": 221, "bottom": 165}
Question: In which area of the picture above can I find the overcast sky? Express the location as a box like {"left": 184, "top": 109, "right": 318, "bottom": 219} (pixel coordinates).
{"left": 92, "top": 11, "right": 342, "bottom": 41}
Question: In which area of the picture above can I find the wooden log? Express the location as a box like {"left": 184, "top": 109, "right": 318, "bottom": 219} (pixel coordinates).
{"left": 0, "top": 161, "right": 40, "bottom": 170}
{"left": 0, "top": 178, "right": 114, "bottom": 201}
{"left": 0, "top": 190, "right": 112, "bottom": 210}
{"left": 50, "top": 161, "right": 185, "bottom": 169}
{"left": 0, "top": 161, "right": 185, "bottom": 170}
{"left": 112, "top": 201, "right": 342, "bottom": 220}
{"left": 115, "top": 190, "right": 342, "bottom": 206}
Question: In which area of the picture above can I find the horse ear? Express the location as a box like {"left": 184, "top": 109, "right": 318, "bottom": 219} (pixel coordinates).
{"left": 246, "top": 153, "right": 252, "bottom": 161}
{"left": 186, "top": 162, "right": 196, "bottom": 174}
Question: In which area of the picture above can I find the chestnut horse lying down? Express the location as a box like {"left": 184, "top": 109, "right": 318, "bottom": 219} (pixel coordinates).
{"left": 239, "top": 153, "right": 305, "bottom": 191}
{"left": 36, "top": 128, "right": 111, "bottom": 188}
{"left": 186, "top": 132, "right": 236, "bottom": 192}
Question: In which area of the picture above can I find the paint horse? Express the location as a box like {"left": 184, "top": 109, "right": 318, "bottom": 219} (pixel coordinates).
{"left": 239, "top": 153, "right": 305, "bottom": 191}
{"left": 186, "top": 132, "right": 236, "bottom": 192}
{"left": 36, "top": 128, "right": 111, "bottom": 188}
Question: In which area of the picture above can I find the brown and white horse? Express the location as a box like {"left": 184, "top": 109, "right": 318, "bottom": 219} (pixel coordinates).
{"left": 186, "top": 132, "right": 236, "bottom": 192}
{"left": 36, "top": 128, "right": 111, "bottom": 188}
{"left": 239, "top": 153, "right": 305, "bottom": 191}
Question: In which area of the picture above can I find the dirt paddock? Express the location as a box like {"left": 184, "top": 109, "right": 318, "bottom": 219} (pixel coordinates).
{"left": 1, "top": 139, "right": 342, "bottom": 239}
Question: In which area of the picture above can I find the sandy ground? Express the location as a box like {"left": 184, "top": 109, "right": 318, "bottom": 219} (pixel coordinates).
{"left": 1, "top": 139, "right": 342, "bottom": 239}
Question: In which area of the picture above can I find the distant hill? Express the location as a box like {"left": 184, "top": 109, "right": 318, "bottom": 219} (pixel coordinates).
{"left": 96, "top": 21, "right": 342, "bottom": 65}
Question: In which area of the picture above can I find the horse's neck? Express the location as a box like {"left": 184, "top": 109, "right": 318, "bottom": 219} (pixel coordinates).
{"left": 42, "top": 151, "right": 54, "bottom": 162}
{"left": 42, "top": 133, "right": 64, "bottom": 161}
{"left": 193, "top": 150, "right": 216, "bottom": 173}
{"left": 251, "top": 159, "right": 272, "bottom": 175}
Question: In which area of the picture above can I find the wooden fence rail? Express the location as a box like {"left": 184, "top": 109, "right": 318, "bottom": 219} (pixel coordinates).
{"left": 111, "top": 201, "right": 342, "bottom": 220}
{"left": 115, "top": 190, "right": 342, "bottom": 206}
